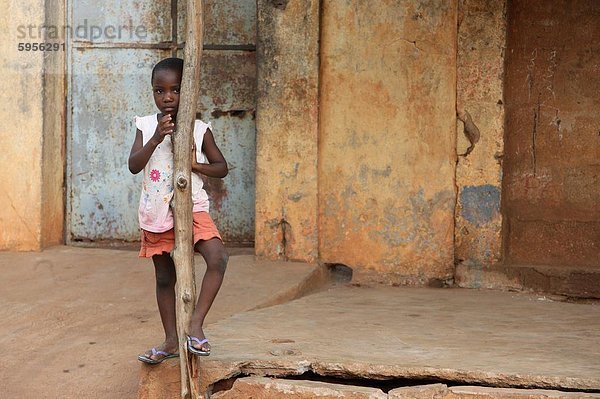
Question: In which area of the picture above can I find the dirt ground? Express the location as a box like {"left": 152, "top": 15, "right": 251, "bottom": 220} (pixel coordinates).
{"left": 0, "top": 246, "right": 319, "bottom": 399}
{"left": 2, "top": 246, "right": 599, "bottom": 399}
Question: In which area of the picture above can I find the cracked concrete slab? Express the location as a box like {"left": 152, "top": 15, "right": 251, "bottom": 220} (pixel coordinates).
{"left": 196, "top": 286, "right": 600, "bottom": 393}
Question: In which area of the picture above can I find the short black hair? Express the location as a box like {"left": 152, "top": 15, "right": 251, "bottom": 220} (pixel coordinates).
{"left": 151, "top": 57, "right": 184, "bottom": 83}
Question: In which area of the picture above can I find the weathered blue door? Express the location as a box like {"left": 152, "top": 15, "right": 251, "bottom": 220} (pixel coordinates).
{"left": 67, "top": 0, "right": 256, "bottom": 245}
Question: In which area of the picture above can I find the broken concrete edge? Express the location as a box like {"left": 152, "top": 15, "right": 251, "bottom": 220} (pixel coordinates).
{"left": 250, "top": 263, "right": 331, "bottom": 311}
{"left": 310, "top": 362, "right": 599, "bottom": 391}
{"left": 445, "top": 385, "right": 600, "bottom": 399}
{"left": 137, "top": 358, "right": 600, "bottom": 398}
{"left": 392, "top": 384, "right": 600, "bottom": 399}
{"left": 455, "top": 262, "right": 600, "bottom": 299}
{"left": 199, "top": 358, "right": 600, "bottom": 395}
{"left": 212, "top": 376, "right": 388, "bottom": 398}
{"left": 212, "top": 377, "right": 600, "bottom": 399}
{"left": 137, "top": 360, "right": 181, "bottom": 399}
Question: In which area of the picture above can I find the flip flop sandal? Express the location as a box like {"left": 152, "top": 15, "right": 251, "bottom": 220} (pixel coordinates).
{"left": 187, "top": 336, "right": 211, "bottom": 356}
{"left": 138, "top": 347, "right": 179, "bottom": 364}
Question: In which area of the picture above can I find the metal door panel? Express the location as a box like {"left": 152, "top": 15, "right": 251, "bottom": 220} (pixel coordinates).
{"left": 69, "top": 48, "right": 169, "bottom": 241}
{"left": 178, "top": 0, "right": 257, "bottom": 45}
{"left": 68, "top": 0, "right": 257, "bottom": 244}
{"left": 197, "top": 51, "right": 256, "bottom": 111}
{"left": 204, "top": 114, "right": 256, "bottom": 244}
{"left": 177, "top": 46, "right": 257, "bottom": 245}
{"left": 72, "top": 0, "right": 172, "bottom": 44}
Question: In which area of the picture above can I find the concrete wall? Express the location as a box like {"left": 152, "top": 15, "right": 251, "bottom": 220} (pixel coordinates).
{"left": 318, "top": 0, "right": 458, "bottom": 284}
{"left": 455, "top": 0, "right": 507, "bottom": 269}
{"left": 255, "top": 0, "right": 460, "bottom": 283}
{"left": 503, "top": 0, "right": 600, "bottom": 268}
{"left": 255, "top": 0, "right": 320, "bottom": 262}
{"left": 0, "top": 0, "right": 65, "bottom": 251}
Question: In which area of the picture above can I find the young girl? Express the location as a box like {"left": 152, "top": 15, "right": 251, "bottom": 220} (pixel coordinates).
{"left": 128, "top": 57, "right": 229, "bottom": 364}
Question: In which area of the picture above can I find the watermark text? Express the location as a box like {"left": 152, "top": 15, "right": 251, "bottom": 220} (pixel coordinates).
{"left": 17, "top": 19, "right": 148, "bottom": 41}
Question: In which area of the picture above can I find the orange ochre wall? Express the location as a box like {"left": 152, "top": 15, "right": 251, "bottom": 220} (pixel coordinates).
{"left": 255, "top": 0, "right": 461, "bottom": 284}
{"left": 318, "top": 0, "right": 458, "bottom": 284}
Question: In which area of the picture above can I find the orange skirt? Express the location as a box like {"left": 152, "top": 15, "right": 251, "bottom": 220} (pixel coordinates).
{"left": 139, "top": 211, "right": 222, "bottom": 258}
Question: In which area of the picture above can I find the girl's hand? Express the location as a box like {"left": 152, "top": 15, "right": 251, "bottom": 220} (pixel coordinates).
{"left": 151, "top": 114, "right": 175, "bottom": 145}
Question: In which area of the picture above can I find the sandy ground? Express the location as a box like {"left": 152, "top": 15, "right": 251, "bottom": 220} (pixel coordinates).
{"left": 0, "top": 246, "right": 318, "bottom": 399}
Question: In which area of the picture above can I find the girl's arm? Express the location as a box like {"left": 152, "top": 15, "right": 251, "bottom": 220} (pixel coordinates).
{"left": 128, "top": 115, "right": 174, "bottom": 174}
{"left": 128, "top": 129, "right": 156, "bottom": 174}
{"left": 192, "top": 129, "right": 228, "bottom": 178}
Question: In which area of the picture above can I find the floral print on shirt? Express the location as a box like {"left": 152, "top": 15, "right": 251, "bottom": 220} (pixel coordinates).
{"left": 150, "top": 169, "right": 161, "bottom": 182}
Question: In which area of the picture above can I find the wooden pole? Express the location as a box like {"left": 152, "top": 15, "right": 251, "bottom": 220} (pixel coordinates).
{"left": 172, "top": 0, "right": 203, "bottom": 398}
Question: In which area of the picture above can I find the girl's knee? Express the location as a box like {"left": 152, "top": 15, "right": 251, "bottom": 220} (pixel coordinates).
{"left": 155, "top": 268, "right": 176, "bottom": 288}
{"left": 153, "top": 254, "right": 176, "bottom": 287}
{"left": 208, "top": 249, "right": 228, "bottom": 274}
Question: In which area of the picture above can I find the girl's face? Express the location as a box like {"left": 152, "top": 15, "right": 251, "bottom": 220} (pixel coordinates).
{"left": 152, "top": 68, "right": 181, "bottom": 117}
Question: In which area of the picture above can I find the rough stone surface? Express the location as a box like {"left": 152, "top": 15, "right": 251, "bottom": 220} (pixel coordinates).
{"left": 389, "top": 383, "right": 449, "bottom": 398}
{"left": 503, "top": 0, "right": 600, "bottom": 268}
{"left": 137, "top": 363, "right": 180, "bottom": 399}
{"left": 208, "top": 380, "right": 600, "bottom": 399}
{"left": 255, "top": 0, "right": 320, "bottom": 262}
{"left": 319, "top": 0, "right": 458, "bottom": 284}
{"left": 455, "top": 0, "right": 507, "bottom": 270}
{"left": 212, "top": 376, "right": 387, "bottom": 399}
{"left": 390, "top": 384, "right": 600, "bottom": 399}
{"left": 197, "top": 286, "right": 600, "bottom": 393}
{"left": 0, "top": 246, "right": 320, "bottom": 398}
{"left": 446, "top": 386, "right": 600, "bottom": 399}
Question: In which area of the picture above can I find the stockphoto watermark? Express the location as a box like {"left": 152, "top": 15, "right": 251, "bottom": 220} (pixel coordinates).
{"left": 16, "top": 19, "right": 148, "bottom": 43}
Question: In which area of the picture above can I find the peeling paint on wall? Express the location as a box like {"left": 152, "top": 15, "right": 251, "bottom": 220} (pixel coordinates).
{"left": 255, "top": 0, "right": 320, "bottom": 262}
{"left": 460, "top": 185, "right": 500, "bottom": 226}
{"left": 455, "top": 0, "right": 507, "bottom": 268}
{"left": 319, "top": 0, "right": 458, "bottom": 283}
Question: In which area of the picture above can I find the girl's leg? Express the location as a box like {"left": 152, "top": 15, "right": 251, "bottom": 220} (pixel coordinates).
{"left": 188, "top": 238, "right": 228, "bottom": 349}
{"left": 143, "top": 252, "right": 179, "bottom": 359}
